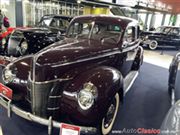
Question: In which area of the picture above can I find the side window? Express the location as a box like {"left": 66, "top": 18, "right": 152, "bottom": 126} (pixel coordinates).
{"left": 68, "top": 22, "right": 81, "bottom": 37}
{"left": 170, "top": 28, "right": 180, "bottom": 35}
{"left": 67, "top": 22, "right": 92, "bottom": 38}
{"left": 124, "top": 26, "right": 136, "bottom": 43}
{"left": 50, "top": 18, "right": 68, "bottom": 29}
{"left": 50, "top": 19, "right": 58, "bottom": 27}
{"left": 91, "top": 23, "right": 122, "bottom": 43}
{"left": 137, "top": 26, "right": 140, "bottom": 39}
{"left": 163, "top": 27, "right": 171, "bottom": 34}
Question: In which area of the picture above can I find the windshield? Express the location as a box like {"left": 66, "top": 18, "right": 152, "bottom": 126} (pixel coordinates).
{"left": 38, "top": 18, "right": 52, "bottom": 27}
{"left": 38, "top": 17, "right": 70, "bottom": 29}
{"left": 156, "top": 27, "right": 171, "bottom": 34}
{"left": 67, "top": 21, "right": 122, "bottom": 43}
{"left": 49, "top": 18, "right": 70, "bottom": 29}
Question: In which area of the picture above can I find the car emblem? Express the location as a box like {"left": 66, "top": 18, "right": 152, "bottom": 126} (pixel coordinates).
{"left": 2, "top": 89, "right": 7, "bottom": 95}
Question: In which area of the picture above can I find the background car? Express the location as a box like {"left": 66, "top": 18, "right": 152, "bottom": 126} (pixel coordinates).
{"left": 0, "top": 15, "right": 143, "bottom": 135}
{"left": 5, "top": 14, "right": 72, "bottom": 56}
{"left": 140, "top": 26, "right": 180, "bottom": 50}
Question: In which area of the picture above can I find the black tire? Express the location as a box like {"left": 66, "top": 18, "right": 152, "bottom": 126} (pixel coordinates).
{"left": 149, "top": 40, "right": 158, "bottom": 50}
{"left": 101, "top": 93, "right": 120, "bottom": 135}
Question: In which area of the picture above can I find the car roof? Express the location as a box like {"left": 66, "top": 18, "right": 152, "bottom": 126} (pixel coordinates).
{"left": 71, "top": 15, "right": 138, "bottom": 28}
{"left": 42, "top": 14, "right": 73, "bottom": 19}
{"left": 160, "top": 26, "right": 180, "bottom": 29}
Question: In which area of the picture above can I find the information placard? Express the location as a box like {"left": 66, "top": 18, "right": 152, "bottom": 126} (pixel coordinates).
{"left": 60, "top": 123, "right": 80, "bottom": 135}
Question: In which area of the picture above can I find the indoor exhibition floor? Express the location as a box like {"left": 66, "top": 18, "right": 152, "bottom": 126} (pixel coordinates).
{"left": 0, "top": 48, "right": 178, "bottom": 135}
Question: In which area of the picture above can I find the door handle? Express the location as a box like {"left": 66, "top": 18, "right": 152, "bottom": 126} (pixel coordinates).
{"left": 122, "top": 43, "right": 128, "bottom": 48}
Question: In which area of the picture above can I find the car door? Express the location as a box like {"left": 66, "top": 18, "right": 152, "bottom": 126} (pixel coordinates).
{"left": 158, "top": 27, "right": 171, "bottom": 46}
{"left": 120, "top": 25, "right": 139, "bottom": 77}
{"left": 168, "top": 28, "right": 180, "bottom": 47}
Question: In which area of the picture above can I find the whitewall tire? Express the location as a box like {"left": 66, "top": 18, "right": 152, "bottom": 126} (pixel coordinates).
{"left": 149, "top": 40, "right": 158, "bottom": 50}
{"left": 101, "top": 93, "right": 120, "bottom": 135}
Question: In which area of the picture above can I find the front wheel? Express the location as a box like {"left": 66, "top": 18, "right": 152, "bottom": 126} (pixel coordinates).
{"left": 149, "top": 40, "right": 158, "bottom": 50}
{"left": 101, "top": 93, "right": 120, "bottom": 135}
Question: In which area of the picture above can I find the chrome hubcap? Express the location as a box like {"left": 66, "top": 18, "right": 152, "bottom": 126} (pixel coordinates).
{"left": 104, "top": 99, "right": 116, "bottom": 128}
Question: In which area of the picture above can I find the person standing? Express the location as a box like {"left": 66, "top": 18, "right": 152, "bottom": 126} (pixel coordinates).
{"left": 0, "top": 10, "right": 3, "bottom": 30}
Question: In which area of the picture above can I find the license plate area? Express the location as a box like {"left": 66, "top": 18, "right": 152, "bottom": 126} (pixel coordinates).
{"left": 0, "top": 83, "right": 12, "bottom": 100}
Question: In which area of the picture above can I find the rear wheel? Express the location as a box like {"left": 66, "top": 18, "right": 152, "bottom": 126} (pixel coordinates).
{"left": 149, "top": 40, "right": 158, "bottom": 50}
{"left": 101, "top": 93, "right": 120, "bottom": 135}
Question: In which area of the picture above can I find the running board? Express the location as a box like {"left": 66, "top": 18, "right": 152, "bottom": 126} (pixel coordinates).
{"left": 124, "top": 71, "right": 139, "bottom": 95}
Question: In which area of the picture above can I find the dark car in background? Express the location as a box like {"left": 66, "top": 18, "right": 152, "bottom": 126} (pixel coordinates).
{"left": 140, "top": 26, "right": 180, "bottom": 50}
{"left": 5, "top": 14, "right": 72, "bottom": 56}
{"left": 0, "top": 15, "right": 143, "bottom": 135}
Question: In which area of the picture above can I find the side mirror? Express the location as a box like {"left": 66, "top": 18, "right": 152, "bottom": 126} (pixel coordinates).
{"left": 57, "top": 31, "right": 62, "bottom": 38}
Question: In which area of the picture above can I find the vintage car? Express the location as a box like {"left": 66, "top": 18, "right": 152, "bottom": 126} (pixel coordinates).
{"left": 5, "top": 14, "right": 72, "bottom": 56}
{"left": 160, "top": 100, "right": 180, "bottom": 135}
{"left": 0, "top": 15, "right": 143, "bottom": 135}
{"left": 140, "top": 26, "right": 180, "bottom": 50}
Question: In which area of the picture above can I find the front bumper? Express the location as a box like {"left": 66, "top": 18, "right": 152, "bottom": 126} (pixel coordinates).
{"left": 0, "top": 94, "right": 97, "bottom": 135}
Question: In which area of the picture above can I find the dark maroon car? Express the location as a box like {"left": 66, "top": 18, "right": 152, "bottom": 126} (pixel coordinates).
{"left": 0, "top": 15, "right": 143, "bottom": 135}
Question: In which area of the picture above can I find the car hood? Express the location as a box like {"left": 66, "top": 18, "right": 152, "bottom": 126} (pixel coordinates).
{"left": 16, "top": 27, "right": 52, "bottom": 34}
{"left": 35, "top": 38, "right": 118, "bottom": 66}
{"left": 5, "top": 38, "right": 118, "bottom": 82}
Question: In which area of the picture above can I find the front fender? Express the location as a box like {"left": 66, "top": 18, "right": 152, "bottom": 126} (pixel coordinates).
{"left": 61, "top": 66, "right": 123, "bottom": 126}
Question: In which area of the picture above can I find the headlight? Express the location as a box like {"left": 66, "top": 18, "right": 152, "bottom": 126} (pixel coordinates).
{"left": 145, "top": 35, "right": 149, "bottom": 39}
{"left": 20, "top": 41, "right": 28, "bottom": 54}
{"left": 78, "top": 82, "right": 97, "bottom": 110}
{"left": 3, "top": 68, "right": 15, "bottom": 83}
{"left": 78, "top": 90, "right": 94, "bottom": 110}
{"left": 2, "top": 38, "right": 6, "bottom": 45}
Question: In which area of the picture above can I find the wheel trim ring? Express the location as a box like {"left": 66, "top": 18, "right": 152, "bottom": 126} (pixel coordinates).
{"left": 101, "top": 93, "right": 120, "bottom": 135}
{"left": 149, "top": 41, "right": 158, "bottom": 49}
{"left": 103, "top": 103, "right": 116, "bottom": 128}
